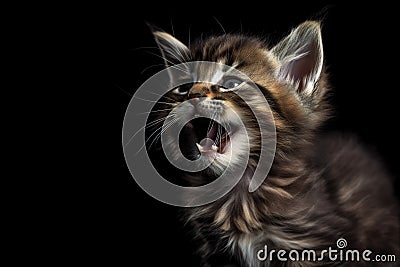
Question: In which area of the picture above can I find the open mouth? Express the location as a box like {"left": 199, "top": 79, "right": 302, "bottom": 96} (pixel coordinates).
{"left": 179, "top": 118, "right": 231, "bottom": 160}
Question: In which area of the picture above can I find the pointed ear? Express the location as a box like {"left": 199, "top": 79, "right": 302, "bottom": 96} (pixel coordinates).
{"left": 152, "top": 31, "right": 191, "bottom": 66}
{"left": 271, "top": 21, "right": 323, "bottom": 95}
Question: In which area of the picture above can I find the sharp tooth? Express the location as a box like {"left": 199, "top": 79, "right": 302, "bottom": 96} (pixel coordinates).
{"left": 196, "top": 143, "right": 203, "bottom": 150}
{"left": 212, "top": 144, "right": 218, "bottom": 151}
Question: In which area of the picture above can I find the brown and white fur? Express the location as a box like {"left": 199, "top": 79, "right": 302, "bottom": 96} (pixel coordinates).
{"left": 146, "top": 21, "right": 399, "bottom": 266}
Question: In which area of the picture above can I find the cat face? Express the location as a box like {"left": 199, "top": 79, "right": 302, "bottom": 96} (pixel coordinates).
{"left": 147, "top": 21, "right": 328, "bottom": 181}
{"left": 159, "top": 78, "right": 259, "bottom": 176}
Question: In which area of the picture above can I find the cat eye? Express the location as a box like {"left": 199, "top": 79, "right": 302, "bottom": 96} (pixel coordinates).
{"left": 172, "top": 82, "right": 193, "bottom": 95}
{"left": 220, "top": 78, "right": 244, "bottom": 92}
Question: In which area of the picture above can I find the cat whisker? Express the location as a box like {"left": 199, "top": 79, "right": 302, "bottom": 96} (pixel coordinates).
{"left": 151, "top": 49, "right": 187, "bottom": 69}
{"left": 146, "top": 90, "right": 177, "bottom": 103}
{"left": 168, "top": 61, "right": 192, "bottom": 74}
{"left": 114, "top": 83, "right": 133, "bottom": 97}
{"left": 188, "top": 25, "right": 191, "bottom": 50}
{"left": 216, "top": 118, "right": 223, "bottom": 145}
{"left": 141, "top": 64, "right": 165, "bottom": 75}
{"left": 138, "top": 108, "right": 174, "bottom": 115}
{"left": 147, "top": 117, "right": 179, "bottom": 150}
{"left": 146, "top": 51, "right": 191, "bottom": 74}
{"left": 170, "top": 18, "right": 175, "bottom": 37}
{"left": 136, "top": 115, "right": 177, "bottom": 154}
{"left": 124, "top": 116, "right": 171, "bottom": 147}
{"left": 146, "top": 116, "right": 169, "bottom": 128}
{"left": 206, "top": 113, "right": 217, "bottom": 136}
{"left": 213, "top": 16, "right": 226, "bottom": 35}
{"left": 132, "top": 95, "right": 175, "bottom": 105}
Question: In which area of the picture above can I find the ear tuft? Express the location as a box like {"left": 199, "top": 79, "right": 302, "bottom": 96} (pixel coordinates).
{"left": 152, "top": 31, "right": 191, "bottom": 66}
{"left": 271, "top": 21, "right": 323, "bottom": 95}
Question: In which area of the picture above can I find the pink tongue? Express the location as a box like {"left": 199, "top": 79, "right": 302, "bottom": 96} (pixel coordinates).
{"left": 206, "top": 123, "right": 218, "bottom": 140}
{"left": 199, "top": 138, "right": 214, "bottom": 150}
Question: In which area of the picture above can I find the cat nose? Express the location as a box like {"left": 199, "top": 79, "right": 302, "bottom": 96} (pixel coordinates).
{"left": 188, "top": 83, "right": 214, "bottom": 99}
{"left": 188, "top": 84, "right": 209, "bottom": 99}
{"left": 188, "top": 92, "right": 203, "bottom": 99}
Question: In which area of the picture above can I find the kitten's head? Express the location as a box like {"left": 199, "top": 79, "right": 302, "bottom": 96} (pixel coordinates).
{"left": 147, "top": 21, "right": 329, "bottom": 183}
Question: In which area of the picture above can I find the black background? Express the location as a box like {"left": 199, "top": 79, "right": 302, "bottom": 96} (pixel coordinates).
{"left": 87, "top": 2, "right": 399, "bottom": 266}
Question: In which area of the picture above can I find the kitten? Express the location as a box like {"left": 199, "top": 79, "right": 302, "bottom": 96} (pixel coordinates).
{"left": 146, "top": 21, "right": 399, "bottom": 266}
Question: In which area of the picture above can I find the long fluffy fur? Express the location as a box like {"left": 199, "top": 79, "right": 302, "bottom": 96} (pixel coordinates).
{"left": 147, "top": 22, "right": 399, "bottom": 266}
